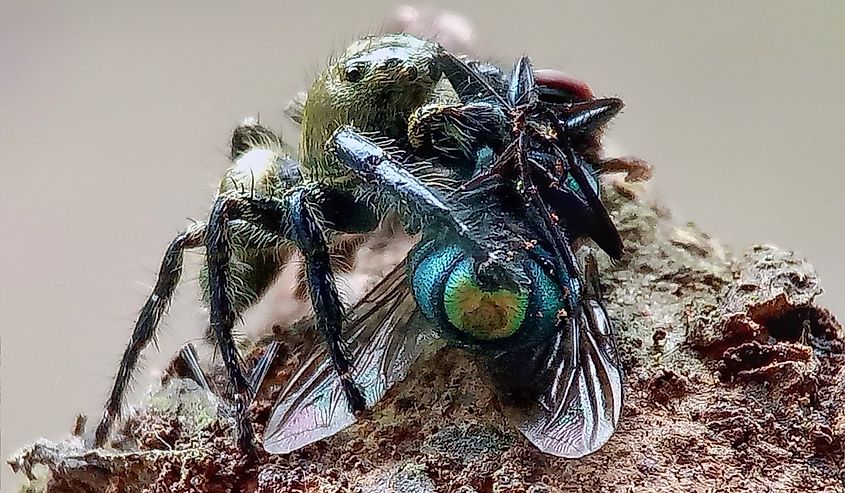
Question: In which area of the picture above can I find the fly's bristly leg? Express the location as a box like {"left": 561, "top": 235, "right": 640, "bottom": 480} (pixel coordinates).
{"left": 516, "top": 136, "right": 581, "bottom": 283}
{"left": 94, "top": 222, "right": 205, "bottom": 447}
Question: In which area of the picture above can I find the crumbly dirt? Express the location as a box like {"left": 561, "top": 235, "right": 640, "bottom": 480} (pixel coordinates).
{"left": 9, "top": 182, "right": 844, "bottom": 493}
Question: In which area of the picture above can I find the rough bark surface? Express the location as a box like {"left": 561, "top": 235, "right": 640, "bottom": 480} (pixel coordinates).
{"left": 9, "top": 184, "right": 844, "bottom": 493}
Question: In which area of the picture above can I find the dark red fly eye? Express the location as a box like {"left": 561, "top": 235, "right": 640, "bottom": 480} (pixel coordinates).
{"left": 534, "top": 69, "right": 594, "bottom": 102}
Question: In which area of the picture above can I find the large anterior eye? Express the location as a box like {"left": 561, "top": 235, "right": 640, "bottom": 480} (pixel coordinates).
{"left": 344, "top": 64, "right": 366, "bottom": 83}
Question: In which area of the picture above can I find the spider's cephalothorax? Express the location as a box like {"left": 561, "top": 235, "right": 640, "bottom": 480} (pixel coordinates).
{"left": 95, "top": 33, "right": 627, "bottom": 460}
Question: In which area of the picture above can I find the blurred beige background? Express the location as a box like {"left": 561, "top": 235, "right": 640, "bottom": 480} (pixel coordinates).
{"left": 1, "top": 1, "right": 843, "bottom": 490}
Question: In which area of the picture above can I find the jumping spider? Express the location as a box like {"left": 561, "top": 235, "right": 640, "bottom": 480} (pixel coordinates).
{"left": 96, "top": 33, "right": 639, "bottom": 458}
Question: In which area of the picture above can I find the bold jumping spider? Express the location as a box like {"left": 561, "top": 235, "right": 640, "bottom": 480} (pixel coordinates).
{"left": 96, "top": 33, "right": 637, "bottom": 458}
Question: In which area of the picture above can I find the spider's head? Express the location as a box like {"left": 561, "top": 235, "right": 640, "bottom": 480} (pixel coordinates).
{"left": 337, "top": 34, "right": 443, "bottom": 93}
{"left": 300, "top": 34, "right": 446, "bottom": 177}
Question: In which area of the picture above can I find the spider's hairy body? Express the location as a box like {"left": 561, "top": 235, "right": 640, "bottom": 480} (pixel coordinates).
{"left": 201, "top": 34, "right": 456, "bottom": 315}
{"left": 299, "top": 33, "right": 448, "bottom": 184}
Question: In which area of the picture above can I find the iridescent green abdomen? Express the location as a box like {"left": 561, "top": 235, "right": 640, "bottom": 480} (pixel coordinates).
{"left": 409, "top": 239, "right": 575, "bottom": 350}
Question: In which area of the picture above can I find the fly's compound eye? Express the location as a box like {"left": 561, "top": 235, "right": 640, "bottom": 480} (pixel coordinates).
{"left": 344, "top": 64, "right": 366, "bottom": 83}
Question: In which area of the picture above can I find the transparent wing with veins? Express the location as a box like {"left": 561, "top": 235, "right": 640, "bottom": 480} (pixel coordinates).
{"left": 494, "top": 255, "right": 623, "bottom": 458}
{"left": 263, "top": 261, "right": 437, "bottom": 454}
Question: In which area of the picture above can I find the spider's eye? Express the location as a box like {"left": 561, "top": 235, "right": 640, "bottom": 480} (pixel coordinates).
{"left": 405, "top": 65, "right": 418, "bottom": 80}
{"left": 344, "top": 65, "right": 364, "bottom": 83}
{"left": 428, "top": 58, "right": 442, "bottom": 82}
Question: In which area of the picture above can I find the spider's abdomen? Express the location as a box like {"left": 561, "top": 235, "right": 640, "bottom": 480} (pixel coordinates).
{"left": 219, "top": 118, "right": 299, "bottom": 198}
{"left": 409, "top": 239, "right": 573, "bottom": 350}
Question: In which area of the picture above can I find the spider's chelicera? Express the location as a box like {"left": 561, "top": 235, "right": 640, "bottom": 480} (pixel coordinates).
{"left": 95, "top": 33, "right": 643, "bottom": 459}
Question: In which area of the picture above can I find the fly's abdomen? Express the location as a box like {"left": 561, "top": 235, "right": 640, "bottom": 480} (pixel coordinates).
{"left": 409, "top": 240, "right": 570, "bottom": 349}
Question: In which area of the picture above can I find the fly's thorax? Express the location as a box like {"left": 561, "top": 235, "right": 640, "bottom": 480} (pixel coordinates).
{"left": 299, "top": 34, "right": 445, "bottom": 182}
{"left": 408, "top": 238, "right": 577, "bottom": 351}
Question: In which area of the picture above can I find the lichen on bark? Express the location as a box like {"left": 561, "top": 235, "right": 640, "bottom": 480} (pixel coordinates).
{"left": 9, "top": 183, "right": 844, "bottom": 492}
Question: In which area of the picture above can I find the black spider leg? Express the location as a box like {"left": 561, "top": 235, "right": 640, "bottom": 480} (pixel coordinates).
{"left": 286, "top": 187, "right": 367, "bottom": 413}
{"left": 329, "top": 126, "right": 484, "bottom": 254}
{"left": 206, "top": 189, "right": 369, "bottom": 449}
{"left": 94, "top": 224, "right": 205, "bottom": 447}
{"left": 205, "top": 196, "right": 259, "bottom": 450}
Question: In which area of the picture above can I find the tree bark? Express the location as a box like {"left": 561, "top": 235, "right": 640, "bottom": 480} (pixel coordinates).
{"left": 9, "top": 184, "right": 843, "bottom": 493}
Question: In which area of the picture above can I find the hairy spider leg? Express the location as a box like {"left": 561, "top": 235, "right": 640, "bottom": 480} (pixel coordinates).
{"left": 286, "top": 188, "right": 368, "bottom": 413}
{"left": 328, "top": 126, "right": 485, "bottom": 255}
{"left": 94, "top": 223, "right": 205, "bottom": 447}
{"left": 204, "top": 188, "right": 372, "bottom": 449}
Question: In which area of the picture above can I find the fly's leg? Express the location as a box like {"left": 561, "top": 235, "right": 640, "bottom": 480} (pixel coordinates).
{"left": 94, "top": 222, "right": 205, "bottom": 447}
{"left": 596, "top": 156, "right": 652, "bottom": 182}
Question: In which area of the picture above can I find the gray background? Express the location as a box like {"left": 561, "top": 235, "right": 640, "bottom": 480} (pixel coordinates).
{"left": 1, "top": 1, "right": 843, "bottom": 490}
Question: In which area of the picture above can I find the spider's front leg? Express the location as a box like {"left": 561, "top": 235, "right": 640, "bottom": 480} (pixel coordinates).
{"left": 328, "top": 126, "right": 479, "bottom": 251}
{"left": 205, "top": 184, "right": 376, "bottom": 449}
{"left": 407, "top": 101, "right": 509, "bottom": 168}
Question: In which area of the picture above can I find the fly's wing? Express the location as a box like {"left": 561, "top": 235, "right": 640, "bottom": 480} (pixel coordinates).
{"left": 494, "top": 259, "right": 623, "bottom": 458}
{"left": 263, "top": 261, "right": 437, "bottom": 454}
